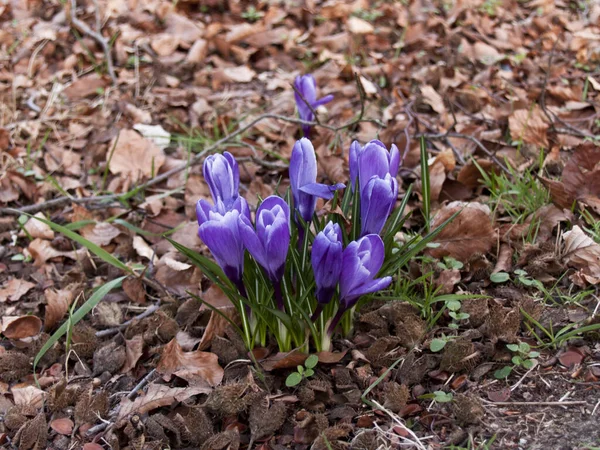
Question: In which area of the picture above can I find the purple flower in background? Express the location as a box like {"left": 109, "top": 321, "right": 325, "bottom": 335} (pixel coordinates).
{"left": 311, "top": 222, "right": 343, "bottom": 320}
{"left": 294, "top": 74, "right": 334, "bottom": 137}
{"left": 350, "top": 140, "right": 400, "bottom": 193}
{"left": 290, "top": 138, "right": 345, "bottom": 224}
{"left": 196, "top": 198, "right": 248, "bottom": 290}
{"left": 360, "top": 174, "right": 398, "bottom": 236}
{"left": 328, "top": 234, "right": 391, "bottom": 334}
{"left": 239, "top": 196, "right": 290, "bottom": 285}
{"left": 203, "top": 152, "right": 240, "bottom": 210}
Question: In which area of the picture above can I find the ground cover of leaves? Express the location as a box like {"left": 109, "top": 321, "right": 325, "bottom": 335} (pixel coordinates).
{"left": 1, "top": 0, "right": 600, "bottom": 449}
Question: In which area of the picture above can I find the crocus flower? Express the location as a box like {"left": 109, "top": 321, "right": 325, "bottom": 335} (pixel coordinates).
{"left": 294, "top": 74, "right": 334, "bottom": 137}
{"left": 360, "top": 174, "right": 398, "bottom": 236}
{"left": 350, "top": 140, "right": 401, "bottom": 193}
{"left": 328, "top": 234, "right": 392, "bottom": 334}
{"left": 311, "top": 221, "right": 343, "bottom": 320}
{"left": 203, "top": 152, "right": 240, "bottom": 210}
{"left": 239, "top": 196, "right": 290, "bottom": 284}
{"left": 290, "top": 138, "right": 345, "bottom": 224}
{"left": 196, "top": 198, "right": 248, "bottom": 291}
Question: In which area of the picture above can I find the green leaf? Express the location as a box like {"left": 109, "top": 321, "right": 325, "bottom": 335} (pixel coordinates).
{"left": 433, "top": 391, "right": 453, "bottom": 403}
{"left": 522, "top": 359, "right": 536, "bottom": 369}
{"left": 430, "top": 338, "right": 447, "bottom": 352}
{"left": 494, "top": 366, "right": 513, "bottom": 379}
{"left": 519, "top": 342, "right": 531, "bottom": 353}
{"left": 285, "top": 372, "right": 303, "bottom": 387}
{"left": 27, "top": 214, "right": 132, "bottom": 274}
{"left": 446, "top": 299, "right": 461, "bottom": 311}
{"left": 512, "top": 356, "right": 522, "bottom": 365}
{"left": 506, "top": 344, "right": 519, "bottom": 352}
{"left": 304, "top": 368, "right": 314, "bottom": 378}
{"left": 297, "top": 365, "right": 304, "bottom": 374}
{"left": 490, "top": 272, "right": 510, "bottom": 283}
{"left": 34, "top": 276, "right": 126, "bottom": 376}
{"left": 528, "top": 351, "right": 540, "bottom": 358}
{"left": 305, "top": 354, "right": 318, "bottom": 369}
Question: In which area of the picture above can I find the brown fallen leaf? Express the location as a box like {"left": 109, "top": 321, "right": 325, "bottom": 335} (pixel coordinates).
{"left": 122, "top": 277, "right": 146, "bottom": 305}
{"left": 0, "top": 278, "right": 35, "bottom": 303}
{"left": 11, "top": 385, "right": 46, "bottom": 408}
{"left": 117, "top": 383, "right": 211, "bottom": 424}
{"left": 44, "top": 286, "right": 78, "bottom": 330}
{"left": 558, "top": 348, "right": 585, "bottom": 368}
{"left": 27, "top": 238, "right": 86, "bottom": 267}
{"left": 108, "top": 129, "right": 166, "bottom": 183}
{"left": 79, "top": 222, "right": 121, "bottom": 246}
{"left": 2, "top": 316, "right": 42, "bottom": 339}
{"left": 157, "top": 339, "right": 223, "bottom": 386}
{"left": 561, "top": 225, "right": 600, "bottom": 286}
{"left": 50, "top": 417, "right": 73, "bottom": 435}
{"left": 121, "top": 335, "right": 145, "bottom": 373}
{"left": 435, "top": 269, "right": 461, "bottom": 294}
{"left": 492, "top": 244, "right": 513, "bottom": 274}
{"left": 420, "top": 85, "right": 446, "bottom": 115}
{"left": 508, "top": 106, "right": 549, "bottom": 148}
{"left": 23, "top": 212, "right": 54, "bottom": 240}
{"left": 427, "top": 202, "right": 496, "bottom": 263}
{"left": 197, "top": 285, "right": 238, "bottom": 351}
{"left": 260, "top": 350, "right": 307, "bottom": 371}
{"left": 63, "top": 73, "right": 109, "bottom": 100}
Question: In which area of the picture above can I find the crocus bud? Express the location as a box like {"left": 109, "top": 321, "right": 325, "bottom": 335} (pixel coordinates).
{"left": 197, "top": 197, "right": 249, "bottom": 288}
{"left": 360, "top": 174, "right": 398, "bottom": 236}
{"left": 356, "top": 140, "right": 400, "bottom": 194}
{"left": 239, "top": 196, "right": 290, "bottom": 284}
{"left": 348, "top": 140, "right": 362, "bottom": 191}
{"left": 203, "top": 152, "right": 240, "bottom": 210}
{"left": 311, "top": 221, "right": 343, "bottom": 305}
{"left": 339, "top": 234, "right": 392, "bottom": 310}
{"left": 294, "top": 74, "right": 334, "bottom": 137}
{"left": 290, "top": 138, "right": 345, "bottom": 224}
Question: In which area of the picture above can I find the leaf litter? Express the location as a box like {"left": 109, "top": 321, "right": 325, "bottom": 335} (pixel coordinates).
{"left": 1, "top": 0, "right": 600, "bottom": 449}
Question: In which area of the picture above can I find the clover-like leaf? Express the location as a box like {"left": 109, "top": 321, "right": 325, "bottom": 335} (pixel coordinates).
{"left": 286, "top": 372, "right": 303, "bottom": 387}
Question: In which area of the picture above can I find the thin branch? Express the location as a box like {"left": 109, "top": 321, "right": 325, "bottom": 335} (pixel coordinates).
{"left": 68, "top": 0, "right": 117, "bottom": 84}
{"left": 0, "top": 110, "right": 382, "bottom": 216}
{"left": 483, "top": 400, "right": 587, "bottom": 406}
{"left": 95, "top": 301, "right": 160, "bottom": 337}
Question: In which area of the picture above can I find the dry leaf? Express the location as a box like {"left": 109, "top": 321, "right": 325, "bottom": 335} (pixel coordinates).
{"left": 108, "top": 129, "right": 166, "bottom": 183}
{"left": 427, "top": 202, "right": 496, "bottom": 262}
{"left": 50, "top": 417, "right": 73, "bottom": 435}
{"left": 435, "top": 269, "right": 461, "bottom": 294}
{"left": 122, "top": 277, "right": 146, "bottom": 304}
{"left": 44, "top": 286, "right": 77, "bottom": 330}
{"left": 63, "top": 73, "right": 108, "bottom": 100}
{"left": 562, "top": 225, "right": 600, "bottom": 285}
{"left": 0, "top": 278, "right": 35, "bottom": 303}
{"left": 347, "top": 16, "right": 374, "bottom": 34}
{"left": 157, "top": 339, "right": 223, "bottom": 386}
{"left": 218, "top": 66, "right": 256, "bottom": 83}
{"left": 23, "top": 213, "right": 54, "bottom": 240}
{"left": 132, "top": 236, "right": 158, "bottom": 264}
{"left": 121, "top": 335, "right": 144, "bottom": 373}
{"left": 197, "top": 285, "right": 237, "bottom": 351}
{"left": 80, "top": 222, "right": 121, "bottom": 246}
{"left": 117, "top": 383, "right": 210, "bottom": 424}
{"left": 151, "top": 33, "right": 180, "bottom": 56}
{"left": 2, "top": 315, "right": 42, "bottom": 339}
{"left": 421, "top": 85, "right": 446, "bottom": 115}
{"left": 27, "top": 238, "right": 86, "bottom": 267}
{"left": 473, "top": 42, "right": 502, "bottom": 65}
{"left": 132, "top": 123, "right": 171, "bottom": 151}
{"left": 12, "top": 385, "right": 46, "bottom": 408}
{"left": 508, "top": 107, "right": 549, "bottom": 148}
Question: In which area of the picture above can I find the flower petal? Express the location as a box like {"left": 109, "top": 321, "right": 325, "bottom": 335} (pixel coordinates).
{"left": 239, "top": 214, "right": 268, "bottom": 270}
{"left": 299, "top": 182, "right": 345, "bottom": 200}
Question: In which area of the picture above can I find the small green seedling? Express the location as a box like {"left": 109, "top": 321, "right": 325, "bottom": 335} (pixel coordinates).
{"left": 419, "top": 390, "right": 453, "bottom": 403}
{"left": 286, "top": 354, "right": 318, "bottom": 387}
{"left": 494, "top": 341, "right": 540, "bottom": 379}
{"left": 437, "top": 256, "right": 464, "bottom": 271}
{"left": 430, "top": 333, "right": 456, "bottom": 352}
{"left": 490, "top": 269, "right": 542, "bottom": 290}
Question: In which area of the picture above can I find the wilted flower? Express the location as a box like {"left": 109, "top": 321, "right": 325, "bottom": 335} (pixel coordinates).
{"left": 339, "top": 234, "right": 391, "bottom": 310}
{"left": 350, "top": 140, "right": 400, "bottom": 193}
{"left": 239, "top": 196, "right": 290, "bottom": 285}
{"left": 196, "top": 198, "right": 248, "bottom": 290}
{"left": 294, "top": 74, "right": 334, "bottom": 137}
{"left": 290, "top": 138, "right": 345, "bottom": 224}
{"left": 360, "top": 174, "right": 398, "bottom": 236}
{"left": 311, "top": 221, "right": 343, "bottom": 319}
{"left": 203, "top": 152, "right": 240, "bottom": 211}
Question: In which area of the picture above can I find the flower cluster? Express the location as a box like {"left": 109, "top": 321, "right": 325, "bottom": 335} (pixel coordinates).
{"left": 191, "top": 74, "right": 405, "bottom": 352}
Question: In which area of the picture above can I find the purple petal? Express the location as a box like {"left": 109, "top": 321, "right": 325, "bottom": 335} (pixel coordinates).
{"left": 239, "top": 214, "right": 268, "bottom": 270}
{"left": 389, "top": 144, "right": 401, "bottom": 177}
{"left": 196, "top": 199, "right": 213, "bottom": 226}
{"left": 299, "top": 182, "right": 345, "bottom": 200}
{"left": 349, "top": 140, "right": 362, "bottom": 190}
{"left": 360, "top": 175, "right": 397, "bottom": 236}
{"left": 313, "top": 94, "right": 334, "bottom": 107}
{"left": 358, "top": 234, "right": 386, "bottom": 275}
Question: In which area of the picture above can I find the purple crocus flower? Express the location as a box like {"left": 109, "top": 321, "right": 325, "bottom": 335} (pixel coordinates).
{"left": 239, "top": 196, "right": 290, "bottom": 308}
{"left": 360, "top": 174, "right": 398, "bottom": 236}
{"left": 294, "top": 74, "right": 334, "bottom": 137}
{"left": 196, "top": 197, "right": 249, "bottom": 292}
{"left": 350, "top": 140, "right": 401, "bottom": 193}
{"left": 290, "top": 138, "right": 345, "bottom": 225}
{"left": 311, "top": 221, "right": 343, "bottom": 320}
{"left": 203, "top": 152, "right": 240, "bottom": 211}
{"left": 328, "top": 234, "right": 392, "bottom": 334}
